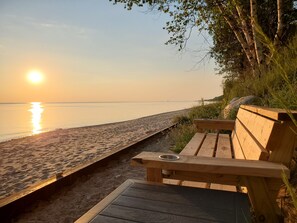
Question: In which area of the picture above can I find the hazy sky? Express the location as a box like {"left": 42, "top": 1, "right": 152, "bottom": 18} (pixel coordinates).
{"left": 0, "top": 0, "right": 222, "bottom": 103}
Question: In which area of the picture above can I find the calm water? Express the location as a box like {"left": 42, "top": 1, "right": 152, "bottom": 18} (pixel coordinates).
{"left": 0, "top": 101, "right": 199, "bottom": 142}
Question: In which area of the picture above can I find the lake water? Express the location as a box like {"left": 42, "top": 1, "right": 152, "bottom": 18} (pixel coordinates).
{"left": 0, "top": 101, "right": 200, "bottom": 142}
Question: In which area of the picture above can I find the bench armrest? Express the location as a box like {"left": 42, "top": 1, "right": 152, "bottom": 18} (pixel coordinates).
{"left": 131, "top": 152, "right": 289, "bottom": 179}
{"left": 194, "top": 119, "right": 235, "bottom": 131}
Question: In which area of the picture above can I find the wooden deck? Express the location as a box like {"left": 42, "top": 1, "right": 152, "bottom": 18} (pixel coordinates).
{"left": 76, "top": 179, "right": 251, "bottom": 223}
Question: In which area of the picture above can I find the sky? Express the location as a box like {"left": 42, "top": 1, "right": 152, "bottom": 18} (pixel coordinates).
{"left": 0, "top": 0, "right": 222, "bottom": 103}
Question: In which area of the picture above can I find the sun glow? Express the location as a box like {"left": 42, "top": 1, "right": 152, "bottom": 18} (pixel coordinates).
{"left": 27, "top": 70, "right": 44, "bottom": 84}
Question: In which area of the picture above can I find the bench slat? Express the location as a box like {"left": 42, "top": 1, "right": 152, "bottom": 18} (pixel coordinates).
{"left": 180, "top": 133, "right": 217, "bottom": 188}
{"left": 197, "top": 133, "right": 217, "bottom": 157}
{"left": 232, "top": 117, "right": 269, "bottom": 160}
{"left": 211, "top": 134, "right": 237, "bottom": 192}
{"left": 241, "top": 105, "right": 297, "bottom": 121}
{"left": 232, "top": 131, "right": 246, "bottom": 159}
{"left": 180, "top": 133, "right": 206, "bottom": 156}
{"left": 236, "top": 107, "right": 279, "bottom": 151}
{"left": 194, "top": 119, "right": 235, "bottom": 131}
{"left": 180, "top": 133, "right": 216, "bottom": 188}
{"left": 215, "top": 134, "right": 232, "bottom": 158}
{"left": 192, "top": 133, "right": 218, "bottom": 188}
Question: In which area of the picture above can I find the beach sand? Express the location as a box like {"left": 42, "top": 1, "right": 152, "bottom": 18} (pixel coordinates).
{"left": 12, "top": 129, "right": 175, "bottom": 223}
{"left": 0, "top": 109, "right": 187, "bottom": 201}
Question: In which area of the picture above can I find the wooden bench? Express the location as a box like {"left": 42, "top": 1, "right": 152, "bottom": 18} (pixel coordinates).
{"left": 131, "top": 105, "right": 297, "bottom": 223}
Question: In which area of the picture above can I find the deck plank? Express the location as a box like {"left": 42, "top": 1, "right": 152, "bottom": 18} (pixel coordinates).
{"left": 76, "top": 180, "right": 251, "bottom": 223}
{"left": 101, "top": 205, "right": 210, "bottom": 223}
{"left": 91, "top": 215, "right": 136, "bottom": 223}
{"left": 113, "top": 195, "right": 234, "bottom": 221}
{"left": 125, "top": 183, "right": 246, "bottom": 211}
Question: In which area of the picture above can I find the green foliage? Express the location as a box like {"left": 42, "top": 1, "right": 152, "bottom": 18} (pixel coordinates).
{"left": 227, "top": 107, "right": 239, "bottom": 120}
{"left": 188, "top": 102, "right": 222, "bottom": 121}
{"left": 265, "top": 37, "right": 297, "bottom": 110}
{"left": 170, "top": 124, "right": 196, "bottom": 153}
{"left": 110, "top": 0, "right": 296, "bottom": 80}
{"left": 205, "top": 95, "right": 224, "bottom": 102}
{"left": 223, "top": 36, "right": 297, "bottom": 110}
{"left": 171, "top": 102, "right": 222, "bottom": 153}
{"left": 173, "top": 115, "right": 191, "bottom": 125}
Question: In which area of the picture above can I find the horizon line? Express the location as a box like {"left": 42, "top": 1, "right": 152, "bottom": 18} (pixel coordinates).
{"left": 0, "top": 100, "right": 203, "bottom": 104}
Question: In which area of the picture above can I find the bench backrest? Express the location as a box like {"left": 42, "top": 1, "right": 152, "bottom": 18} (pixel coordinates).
{"left": 232, "top": 105, "right": 297, "bottom": 166}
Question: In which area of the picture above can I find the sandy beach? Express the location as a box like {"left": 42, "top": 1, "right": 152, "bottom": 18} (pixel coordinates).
{"left": 12, "top": 128, "right": 175, "bottom": 223}
{"left": 0, "top": 109, "right": 187, "bottom": 201}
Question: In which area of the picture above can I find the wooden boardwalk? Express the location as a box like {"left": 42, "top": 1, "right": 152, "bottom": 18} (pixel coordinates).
{"left": 76, "top": 179, "right": 251, "bottom": 223}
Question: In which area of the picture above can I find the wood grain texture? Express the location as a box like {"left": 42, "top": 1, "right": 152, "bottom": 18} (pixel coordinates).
{"left": 197, "top": 133, "right": 217, "bottom": 157}
{"left": 236, "top": 107, "right": 277, "bottom": 151}
{"left": 232, "top": 117, "right": 269, "bottom": 160}
{"left": 169, "top": 133, "right": 206, "bottom": 187}
{"left": 187, "top": 133, "right": 218, "bottom": 188}
{"left": 177, "top": 133, "right": 218, "bottom": 188}
{"left": 240, "top": 105, "right": 297, "bottom": 121}
{"left": 180, "top": 133, "right": 206, "bottom": 156}
{"left": 169, "top": 171, "right": 241, "bottom": 186}
{"left": 146, "top": 168, "right": 162, "bottom": 183}
{"left": 232, "top": 131, "right": 246, "bottom": 159}
{"left": 131, "top": 152, "right": 289, "bottom": 179}
{"left": 194, "top": 119, "right": 235, "bottom": 130}
{"left": 81, "top": 180, "right": 251, "bottom": 223}
{"left": 215, "top": 134, "right": 232, "bottom": 158}
{"left": 243, "top": 176, "right": 281, "bottom": 223}
{"left": 180, "top": 181, "right": 209, "bottom": 188}
{"left": 211, "top": 134, "right": 237, "bottom": 192}
{"left": 269, "top": 122, "right": 297, "bottom": 166}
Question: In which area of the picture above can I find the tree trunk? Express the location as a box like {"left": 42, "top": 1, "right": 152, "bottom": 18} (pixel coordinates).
{"left": 274, "top": 0, "right": 285, "bottom": 48}
{"left": 234, "top": 2, "right": 257, "bottom": 65}
{"left": 250, "top": 0, "right": 264, "bottom": 67}
{"left": 217, "top": 3, "right": 257, "bottom": 74}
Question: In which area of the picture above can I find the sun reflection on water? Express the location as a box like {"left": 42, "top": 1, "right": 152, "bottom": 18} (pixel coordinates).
{"left": 29, "top": 102, "right": 44, "bottom": 135}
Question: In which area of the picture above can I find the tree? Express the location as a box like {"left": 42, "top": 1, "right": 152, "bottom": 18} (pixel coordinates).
{"left": 110, "top": 0, "right": 296, "bottom": 78}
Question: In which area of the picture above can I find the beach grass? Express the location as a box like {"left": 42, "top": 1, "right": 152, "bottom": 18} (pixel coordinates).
{"left": 171, "top": 102, "right": 222, "bottom": 153}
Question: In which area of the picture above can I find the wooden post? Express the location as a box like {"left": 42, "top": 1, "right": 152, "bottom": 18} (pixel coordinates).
{"left": 147, "top": 168, "right": 162, "bottom": 183}
{"left": 242, "top": 176, "right": 281, "bottom": 223}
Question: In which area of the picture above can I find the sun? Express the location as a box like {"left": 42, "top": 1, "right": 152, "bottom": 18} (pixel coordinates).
{"left": 27, "top": 70, "right": 44, "bottom": 84}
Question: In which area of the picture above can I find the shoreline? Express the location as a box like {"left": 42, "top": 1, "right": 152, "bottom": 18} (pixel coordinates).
{"left": 0, "top": 109, "right": 188, "bottom": 201}
{"left": 0, "top": 108, "right": 190, "bottom": 143}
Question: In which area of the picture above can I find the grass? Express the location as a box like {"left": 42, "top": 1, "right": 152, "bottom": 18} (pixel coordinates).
{"left": 171, "top": 102, "right": 222, "bottom": 153}
{"left": 223, "top": 36, "right": 297, "bottom": 110}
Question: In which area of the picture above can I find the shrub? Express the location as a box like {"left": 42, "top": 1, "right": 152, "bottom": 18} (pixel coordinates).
{"left": 171, "top": 102, "right": 222, "bottom": 153}
{"left": 173, "top": 115, "right": 192, "bottom": 125}
{"left": 170, "top": 124, "right": 196, "bottom": 153}
{"left": 188, "top": 102, "right": 222, "bottom": 121}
